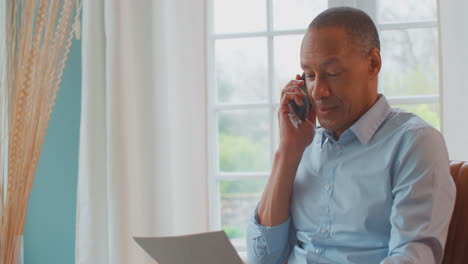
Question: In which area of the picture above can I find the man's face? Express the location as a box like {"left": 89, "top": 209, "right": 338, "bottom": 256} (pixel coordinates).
{"left": 301, "top": 27, "right": 379, "bottom": 137}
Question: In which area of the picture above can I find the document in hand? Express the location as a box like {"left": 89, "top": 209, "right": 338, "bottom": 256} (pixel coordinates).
{"left": 134, "top": 230, "right": 244, "bottom": 264}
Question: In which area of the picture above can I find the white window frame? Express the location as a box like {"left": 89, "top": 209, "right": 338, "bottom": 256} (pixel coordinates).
{"left": 351, "top": 0, "right": 441, "bottom": 114}
{"left": 206, "top": 0, "right": 443, "bottom": 254}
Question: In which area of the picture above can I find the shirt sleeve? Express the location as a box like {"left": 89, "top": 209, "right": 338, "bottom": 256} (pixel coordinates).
{"left": 245, "top": 203, "right": 295, "bottom": 264}
{"left": 380, "top": 127, "right": 456, "bottom": 264}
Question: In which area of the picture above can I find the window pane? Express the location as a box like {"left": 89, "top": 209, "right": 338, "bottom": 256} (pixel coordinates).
{"left": 273, "top": 35, "right": 303, "bottom": 102}
{"left": 273, "top": 0, "right": 327, "bottom": 30}
{"left": 216, "top": 38, "right": 268, "bottom": 104}
{"left": 273, "top": 106, "right": 280, "bottom": 150}
{"left": 393, "top": 103, "right": 440, "bottom": 130}
{"left": 214, "top": 0, "right": 266, "bottom": 34}
{"left": 221, "top": 178, "right": 267, "bottom": 252}
{"left": 380, "top": 28, "right": 439, "bottom": 97}
{"left": 378, "top": 0, "right": 437, "bottom": 23}
{"left": 218, "top": 109, "right": 270, "bottom": 172}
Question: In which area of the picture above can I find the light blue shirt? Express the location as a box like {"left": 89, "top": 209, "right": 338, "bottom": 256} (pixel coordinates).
{"left": 246, "top": 95, "right": 456, "bottom": 264}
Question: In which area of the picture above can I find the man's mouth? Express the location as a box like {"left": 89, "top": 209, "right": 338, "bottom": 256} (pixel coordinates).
{"left": 317, "top": 106, "right": 338, "bottom": 114}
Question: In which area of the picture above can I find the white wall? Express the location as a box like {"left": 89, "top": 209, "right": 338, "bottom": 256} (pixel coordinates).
{"left": 439, "top": 0, "right": 468, "bottom": 161}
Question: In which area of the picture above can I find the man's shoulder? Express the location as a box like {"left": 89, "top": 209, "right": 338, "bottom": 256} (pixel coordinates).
{"left": 380, "top": 107, "right": 442, "bottom": 140}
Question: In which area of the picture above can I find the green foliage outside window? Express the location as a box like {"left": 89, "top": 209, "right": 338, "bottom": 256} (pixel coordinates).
{"left": 219, "top": 132, "right": 269, "bottom": 173}
{"left": 223, "top": 226, "right": 245, "bottom": 239}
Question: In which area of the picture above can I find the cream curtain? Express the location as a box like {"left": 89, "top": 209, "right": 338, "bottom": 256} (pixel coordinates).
{"left": 76, "top": 0, "right": 209, "bottom": 263}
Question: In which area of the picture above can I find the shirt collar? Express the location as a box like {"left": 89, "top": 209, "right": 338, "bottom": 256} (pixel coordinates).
{"left": 320, "top": 94, "right": 392, "bottom": 147}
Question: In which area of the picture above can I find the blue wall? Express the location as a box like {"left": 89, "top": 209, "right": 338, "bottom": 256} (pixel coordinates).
{"left": 24, "top": 38, "right": 81, "bottom": 264}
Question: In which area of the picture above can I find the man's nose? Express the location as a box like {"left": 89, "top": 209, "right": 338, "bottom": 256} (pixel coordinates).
{"left": 310, "top": 76, "right": 331, "bottom": 101}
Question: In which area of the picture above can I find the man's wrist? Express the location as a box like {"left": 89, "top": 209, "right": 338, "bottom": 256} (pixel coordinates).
{"left": 275, "top": 145, "right": 304, "bottom": 166}
{"left": 277, "top": 142, "right": 306, "bottom": 157}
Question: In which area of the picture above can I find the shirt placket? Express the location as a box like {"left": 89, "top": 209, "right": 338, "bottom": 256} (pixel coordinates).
{"left": 309, "top": 141, "right": 341, "bottom": 264}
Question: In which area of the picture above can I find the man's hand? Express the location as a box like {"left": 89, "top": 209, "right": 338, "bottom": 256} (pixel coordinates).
{"left": 278, "top": 74, "right": 317, "bottom": 155}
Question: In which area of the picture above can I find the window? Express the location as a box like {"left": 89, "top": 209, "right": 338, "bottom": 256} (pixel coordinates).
{"left": 374, "top": 0, "right": 440, "bottom": 129}
{"left": 207, "top": 0, "right": 440, "bottom": 253}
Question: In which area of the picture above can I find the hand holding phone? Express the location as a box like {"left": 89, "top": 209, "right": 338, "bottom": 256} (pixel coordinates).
{"left": 288, "top": 73, "right": 311, "bottom": 127}
{"left": 278, "top": 73, "right": 316, "bottom": 154}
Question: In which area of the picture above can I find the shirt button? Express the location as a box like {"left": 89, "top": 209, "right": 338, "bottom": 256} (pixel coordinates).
{"left": 335, "top": 145, "right": 341, "bottom": 150}
{"left": 320, "top": 227, "right": 328, "bottom": 233}
{"left": 325, "top": 184, "right": 332, "bottom": 191}
{"left": 314, "top": 248, "right": 322, "bottom": 254}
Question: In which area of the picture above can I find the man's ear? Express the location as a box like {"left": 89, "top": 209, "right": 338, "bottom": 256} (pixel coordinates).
{"left": 368, "top": 48, "right": 381, "bottom": 79}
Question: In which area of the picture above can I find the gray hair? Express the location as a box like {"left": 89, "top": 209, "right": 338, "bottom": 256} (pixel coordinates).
{"left": 308, "top": 7, "right": 380, "bottom": 55}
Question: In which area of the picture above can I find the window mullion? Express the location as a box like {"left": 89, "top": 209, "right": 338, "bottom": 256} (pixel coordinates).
{"left": 267, "top": 0, "right": 275, "bottom": 167}
{"left": 354, "top": 0, "right": 377, "bottom": 21}
{"left": 387, "top": 95, "right": 440, "bottom": 105}
{"left": 206, "top": 0, "right": 221, "bottom": 232}
{"left": 215, "top": 173, "right": 270, "bottom": 181}
{"left": 328, "top": 0, "right": 377, "bottom": 22}
{"left": 328, "top": 0, "right": 348, "bottom": 8}
{"left": 378, "top": 21, "right": 438, "bottom": 31}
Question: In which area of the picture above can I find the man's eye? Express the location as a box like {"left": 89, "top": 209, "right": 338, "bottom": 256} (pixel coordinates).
{"left": 327, "top": 72, "right": 341, "bottom": 77}
{"left": 306, "top": 74, "right": 316, "bottom": 79}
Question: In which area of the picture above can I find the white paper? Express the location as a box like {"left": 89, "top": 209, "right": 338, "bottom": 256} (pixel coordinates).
{"left": 134, "top": 231, "right": 244, "bottom": 264}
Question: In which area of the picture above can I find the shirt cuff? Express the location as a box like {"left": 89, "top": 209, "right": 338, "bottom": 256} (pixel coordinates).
{"left": 246, "top": 203, "right": 291, "bottom": 254}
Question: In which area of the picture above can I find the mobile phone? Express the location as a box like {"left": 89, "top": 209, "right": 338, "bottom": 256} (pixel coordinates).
{"left": 288, "top": 73, "right": 311, "bottom": 124}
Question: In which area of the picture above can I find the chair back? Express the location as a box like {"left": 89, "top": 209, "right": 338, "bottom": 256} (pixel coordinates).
{"left": 442, "top": 161, "right": 468, "bottom": 263}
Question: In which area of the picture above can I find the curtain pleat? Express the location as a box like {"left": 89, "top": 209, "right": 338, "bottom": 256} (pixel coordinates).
{"left": 76, "top": 1, "right": 209, "bottom": 263}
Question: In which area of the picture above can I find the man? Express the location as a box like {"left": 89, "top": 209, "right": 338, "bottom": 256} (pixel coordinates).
{"left": 246, "top": 7, "right": 455, "bottom": 264}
